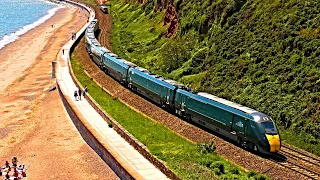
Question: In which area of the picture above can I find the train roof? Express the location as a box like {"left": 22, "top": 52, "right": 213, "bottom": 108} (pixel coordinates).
{"left": 176, "top": 89, "right": 252, "bottom": 119}
{"left": 131, "top": 67, "right": 186, "bottom": 88}
{"left": 86, "top": 33, "right": 95, "bottom": 38}
{"left": 134, "top": 67, "right": 150, "bottom": 73}
{"left": 91, "top": 39, "right": 100, "bottom": 46}
{"left": 91, "top": 19, "right": 98, "bottom": 23}
{"left": 130, "top": 68, "right": 176, "bottom": 89}
{"left": 118, "top": 59, "right": 137, "bottom": 67}
{"left": 100, "top": 47, "right": 110, "bottom": 53}
{"left": 197, "top": 92, "right": 257, "bottom": 114}
{"left": 107, "top": 53, "right": 118, "bottom": 57}
{"left": 164, "top": 79, "right": 185, "bottom": 87}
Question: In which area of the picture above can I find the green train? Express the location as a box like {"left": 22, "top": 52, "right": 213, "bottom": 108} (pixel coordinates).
{"left": 174, "top": 89, "right": 281, "bottom": 153}
{"left": 85, "top": 19, "right": 281, "bottom": 154}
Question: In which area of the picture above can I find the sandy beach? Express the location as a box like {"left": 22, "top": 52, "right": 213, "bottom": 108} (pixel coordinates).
{"left": 0, "top": 3, "right": 118, "bottom": 179}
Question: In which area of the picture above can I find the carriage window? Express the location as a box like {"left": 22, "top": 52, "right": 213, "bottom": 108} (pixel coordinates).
{"left": 262, "top": 122, "right": 278, "bottom": 135}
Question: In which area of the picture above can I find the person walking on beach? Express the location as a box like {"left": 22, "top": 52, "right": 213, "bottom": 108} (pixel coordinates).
{"left": 74, "top": 90, "right": 78, "bottom": 101}
{"left": 78, "top": 88, "right": 82, "bottom": 100}
{"left": 83, "top": 85, "right": 88, "bottom": 98}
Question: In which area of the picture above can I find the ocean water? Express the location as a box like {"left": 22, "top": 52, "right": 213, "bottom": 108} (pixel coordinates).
{"left": 0, "top": 0, "right": 61, "bottom": 49}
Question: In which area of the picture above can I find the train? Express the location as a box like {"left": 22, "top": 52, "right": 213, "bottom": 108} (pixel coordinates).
{"left": 98, "top": 4, "right": 108, "bottom": 14}
{"left": 84, "top": 19, "right": 281, "bottom": 154}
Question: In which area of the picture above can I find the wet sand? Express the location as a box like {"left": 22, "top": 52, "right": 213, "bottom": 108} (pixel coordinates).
{"left": 0, "top": 4, "right": 118, "bottom": 180}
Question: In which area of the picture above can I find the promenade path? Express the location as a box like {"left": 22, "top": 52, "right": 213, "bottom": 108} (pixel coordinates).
{"left": 56, "top": 1, "right": 169, "bottom": 179}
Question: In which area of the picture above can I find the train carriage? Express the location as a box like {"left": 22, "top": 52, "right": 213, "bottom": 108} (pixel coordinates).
{"left": 102, "top": 53, "right": 130, "bottom": 83}
{"left": 89, "top": 44, "right": 109, "bottom": 68}
{"left": 128, "top": 67, "right": 177, "bottom": 108}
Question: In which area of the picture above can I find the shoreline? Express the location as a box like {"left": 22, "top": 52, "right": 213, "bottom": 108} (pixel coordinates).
{"left": 0, "top": 7, "right": 71, "bottom": 92}
{"left": 0, "top": 2, "right": 63, "bottom": 50}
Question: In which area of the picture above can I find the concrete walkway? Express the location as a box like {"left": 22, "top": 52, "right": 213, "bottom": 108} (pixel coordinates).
{"left": 56, "top": 1, "right": 169, "bottom": 179}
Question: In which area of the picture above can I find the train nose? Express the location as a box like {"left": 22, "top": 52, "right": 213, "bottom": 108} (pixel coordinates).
{"left": 266, "top": 134, "right": 281, "bottom": 152}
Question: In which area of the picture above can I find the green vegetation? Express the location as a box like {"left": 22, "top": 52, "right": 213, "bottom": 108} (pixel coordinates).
{"left": 70, "top": 42, "right": 268, "bottom": 179}
{"left": 109, "top": 0, "right": 320, "bottom": 155}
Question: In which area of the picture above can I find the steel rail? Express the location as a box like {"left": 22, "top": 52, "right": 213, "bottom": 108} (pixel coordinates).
{"left": 282, "top": 145, "right": 320, "bottom": 166}
{"left": 272, "top": 152, "right": 320, "bottom": 180}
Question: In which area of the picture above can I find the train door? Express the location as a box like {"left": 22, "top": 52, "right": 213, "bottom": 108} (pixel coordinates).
{"left": 231, "top": 115, "right": 247, "bottom": 142}
{"left": 181, "top": 94, "right": 186, "bottom": 112}
{"left": 176, "top": 94, "right": 186, "bottom": 116}
{"left": 166, "top": 88, "right": 170, "bottom": 104}
{"left": 99, "top": 53, "right": 103, "bottom": 66}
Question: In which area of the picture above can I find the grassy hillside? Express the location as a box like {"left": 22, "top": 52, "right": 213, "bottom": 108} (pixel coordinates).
{"left": 109, "top": 0, "right": 320, "bottom": 155}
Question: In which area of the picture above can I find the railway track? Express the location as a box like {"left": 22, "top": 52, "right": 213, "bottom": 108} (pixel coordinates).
{"left": 272, "top": 144, "right": 320, "bottom": 179}
{"left": 281, "top": 145, "right": 320, "bottom": 167}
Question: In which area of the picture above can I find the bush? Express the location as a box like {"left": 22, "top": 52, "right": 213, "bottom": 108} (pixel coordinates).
{"left": 254, "top": 174, "right": 268, "bottom": 180}
{"left": 197, "top": 140, "right": 216, "bottom": 154}
{"left": 210, "top": 161, "right": 225, "bottom": 174}
{"left": 247, "top": 170, "right": 257, "bottom": 177}
{"left": 220, "top": 174, "right": 243, "bottom": 180}
{"left": 229, "top": 167, "right": 240, "bottom": 175}
{"left": 212, "top": 167, "right": 222, "bottom": 176}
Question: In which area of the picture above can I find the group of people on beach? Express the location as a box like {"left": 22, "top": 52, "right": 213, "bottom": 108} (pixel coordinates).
{"left": 74, "top": 85, "right": 88, "bottom": 101}
{"left": 0, "top": 157, "right": 27, "bottom": 180}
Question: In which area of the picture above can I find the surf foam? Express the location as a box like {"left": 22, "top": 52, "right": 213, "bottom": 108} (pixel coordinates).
{"left": 0, "top": 6, "right": 62, "bottom": 50}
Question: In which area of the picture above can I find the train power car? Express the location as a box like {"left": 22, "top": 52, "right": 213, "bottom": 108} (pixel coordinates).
{"left": 174, "top": 89, "right": 281, "bottom": 153}
{"left": 84, "top": 16, "right": 281, "bottom": 154}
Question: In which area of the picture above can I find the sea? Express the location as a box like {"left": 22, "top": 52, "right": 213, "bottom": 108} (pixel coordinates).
{"left": 0, "top": 0, "right": 61, "bottom": 49}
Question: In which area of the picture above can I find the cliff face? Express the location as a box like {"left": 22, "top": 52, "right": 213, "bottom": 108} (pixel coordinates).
{"left": 163, "top": 4, "right": 178, "bottom": 37}
{"left": 131, "top": 0, "right": 178, "bottom": 37}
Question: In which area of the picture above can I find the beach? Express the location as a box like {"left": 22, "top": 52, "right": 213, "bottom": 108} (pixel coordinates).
{"left": 0, "top": 3, "right": 118, "bottom": 179}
